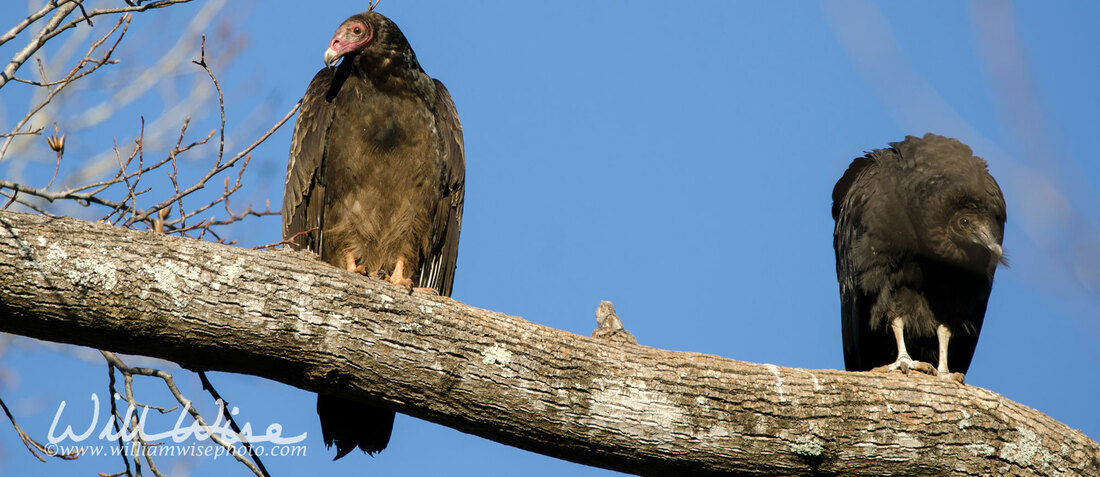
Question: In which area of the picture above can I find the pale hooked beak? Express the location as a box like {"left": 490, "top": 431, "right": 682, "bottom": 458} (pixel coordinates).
{"left": 323, "top": 47, "right": 340, "bottom": 68}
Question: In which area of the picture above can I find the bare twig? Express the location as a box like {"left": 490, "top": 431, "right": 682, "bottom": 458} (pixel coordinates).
{"left": 75, "top": 1, "right": 94, "bottom": 27}
{"left": 192, "top": 35, "right": 225, "bottom": 167}
{"left": 197, "top": 372, "right": 272, "bottom": 477}
{"left": 2, "top": 5, "right": 280, "bottom": 243}
{"left": 104, "top": 359, "right": 133, "bottom": 477}
{"left": 67, "top": 0, "right": 227, "bottom": 133}
{"left": 0, "top": 1, "right": 81, "bottom": 89}
{"left": 107, "top": 352, "right": 167, "bottom": 477}
{"left": 0, "top": 1, "right": 70, "bottom": 48}
{"left": 100, "top": 351, "right": 264, "bottom": 477}
{"left": 1, "top": 14, "right": 130, "bottom": 162}
{"left": 119, "top": 99, "right": 298, "bottom": 232}
{"left": 252, "top": 225, "right": 316, "bottom": 251}
{"left": 1, "top": 1, "right": 197, "bottom": 90}
{"left": 0, "top": 394, "right": 82, "bottom": 462}
{"left": 0, "top": 190, "right": 54, "bottom": 215}
{"left": 0, "top": 128, "right": 45, "bottom": 138}
{"left": 0, "top": 36, "right": 288, "bottom": 239}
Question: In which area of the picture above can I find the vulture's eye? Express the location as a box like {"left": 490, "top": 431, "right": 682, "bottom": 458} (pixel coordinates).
{"left": 353, "top": 26, "right": 363, "bottom": 35}
{"left": 959, "top": 217, "right": 971, "bottom": 227}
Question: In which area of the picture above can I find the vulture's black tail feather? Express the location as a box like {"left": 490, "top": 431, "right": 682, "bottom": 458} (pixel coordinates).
{"left": 317, "top": 394, "right": 395, "bottom": 459}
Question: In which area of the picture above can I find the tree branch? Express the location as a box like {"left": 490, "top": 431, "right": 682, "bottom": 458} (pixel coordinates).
{"left": 0, "top": 0, "right": 196, "bottom": 89}
{"left": 0, "top": 209, "right": 1097, "bottom": 476}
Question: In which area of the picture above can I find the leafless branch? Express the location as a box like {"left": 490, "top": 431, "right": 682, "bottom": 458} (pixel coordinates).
{"left": 2, "top": 6, "right": 279, "bottom": 474}
{"left": 104, "top": 357, "right": 133, "bottom": 477}
{"left": 121, "top": 98, "right": 297, "bottom": 231}
{"left": 1, "top": 32, "right": 286, "bottom": 241}
{"left": 197, "top": 372, "right": 272, "bottom": 477}
{"left": 1, "top": 13, "right": 129, "bottom": 162}
{"left": 251, "top": 225, "right": 317, "bottom": 251}
{"left": 66, "top": 0, "right": 227, "bottom": 133}
{"left": 0, "top": 128, "right": 45, "bottom": 138}
{"left": 0, "top": 394, "right": 82, "bottom": 462}
{"left": 0, "top": 189, "right": 54, "bottom": 215}
{"left": 2, "top": 0, "right": 237, "bottom": 209}
{"left": 1, "top": 1, "right": 197, "bottom": 91}
{"left": 103, "top": 351, "right": 169, "bottom": 477}
{"left": 0, "top": 1, "right": 69, "bottom": 48}
{"left": 0, "top": 1, "right": 82, "bottom": 90}
{"left": 1, "top": 211, "right": 1097, "bottom": 476}
{"left": 100, "top": 351, "right": 264, "bottom": 477}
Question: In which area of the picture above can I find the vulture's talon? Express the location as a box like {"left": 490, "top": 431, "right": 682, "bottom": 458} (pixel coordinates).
{"left": 908, "top": 361, "right": 936, "bottom": 375}
{"left": 386, "top": 256, "right": 414, "bottom": 289}
{"left": 939, "top": 372, "right": 966, "bottom": 384}
{"left": 872, "top": 356, "right": 935, "bottom": 376}
{"left": 343, "top": 251, "right": 369, "bottom": 275}
{"left": 385, "top": 273, "right": 413, "bottom": 289}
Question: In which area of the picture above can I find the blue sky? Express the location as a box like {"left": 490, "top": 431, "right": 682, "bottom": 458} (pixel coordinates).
{"left": 2, "top": 1, "right": 1098, "bottom": 475}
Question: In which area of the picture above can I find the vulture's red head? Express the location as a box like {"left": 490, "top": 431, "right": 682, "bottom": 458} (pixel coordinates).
{"left": 323, "top": 11, "right": 418, "bottom": 72}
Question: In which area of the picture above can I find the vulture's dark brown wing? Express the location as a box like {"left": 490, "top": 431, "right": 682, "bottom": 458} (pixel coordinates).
{"left": 416, "top": 78, "right": 464, "bottom": 296}
{"left": 286, "top": 65, "right": 399, "bottom": 459}
{"left": 832, "top": 155, "right": 875, "bottom": 371}
{"left": 283, "top": 67, "right": 340, "bottom": 254}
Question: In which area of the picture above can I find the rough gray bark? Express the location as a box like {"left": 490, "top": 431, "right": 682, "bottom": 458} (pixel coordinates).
{"left": 0, "top": 209, "right": 1097, "bottom": 476}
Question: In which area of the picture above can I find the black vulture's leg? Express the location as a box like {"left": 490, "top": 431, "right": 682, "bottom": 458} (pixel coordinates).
{"left": 935, "top": 324, "right": 951, "bottom": 374}
{"left": 936, "top": 324, "right": 966, "bottom": 383}
{"left": 872, "top": 317, "right": 936, "bottom": 375}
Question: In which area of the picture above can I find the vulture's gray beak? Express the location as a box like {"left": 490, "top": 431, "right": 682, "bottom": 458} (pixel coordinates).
{"left": 973, "top": 223, "right": 1006, "bottom": 265}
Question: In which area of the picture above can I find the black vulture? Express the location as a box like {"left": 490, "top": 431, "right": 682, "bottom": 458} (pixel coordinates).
{"left": 282, "top": 9, "right": 464, "bottom": 458}
{"left": 832, "top": 133, "right": 1005, "bottom": 381}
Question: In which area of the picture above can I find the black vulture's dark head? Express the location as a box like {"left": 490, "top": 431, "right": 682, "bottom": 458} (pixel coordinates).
{"left": 922, "top": 175, "right": 1007, "bottom": 277}
{"left": 941, "top": 200, "right": 1006, "bottom": 274}
{"left": 884, "top": 133, "right": 1007, "bottom": 277}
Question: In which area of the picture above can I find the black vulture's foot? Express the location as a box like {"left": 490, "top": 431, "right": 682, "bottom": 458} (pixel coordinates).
{"left": 872, "top": 355, "right": 936, "bottom": 375}
{"left": 412, "top": 287, "right": 438, "bottom": 295}
{"left": 937, "top": 371, "right": 966, "bottom": 384}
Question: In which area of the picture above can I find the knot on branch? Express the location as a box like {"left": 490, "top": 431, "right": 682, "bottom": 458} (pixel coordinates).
{"left": 591, "top": 300, "right": 636, "bottom": 345}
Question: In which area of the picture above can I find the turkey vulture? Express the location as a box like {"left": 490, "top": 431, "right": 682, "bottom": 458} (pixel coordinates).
{"left": 832, "top": 133, "right": 1005, "bottom": 381}
{"left": 282, "top": 9, "right": 464, "bottom": 459}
